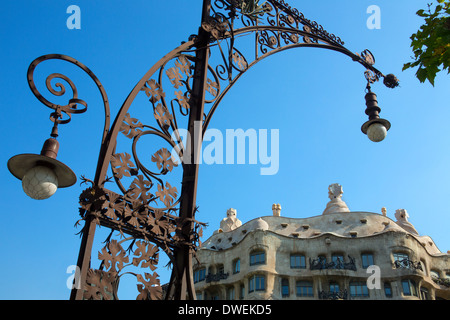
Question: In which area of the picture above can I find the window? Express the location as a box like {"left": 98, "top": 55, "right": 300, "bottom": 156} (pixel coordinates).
{"left": 332, "top": 254, "right": 345, "bottom": 269}
{"left": 194, "top": 268, "right": 206, "bottom": 283}
{"left": 393, "top": 252, "right": 423, "bottom": 270}
{"left": 249, "top": 275, "right": 265, "bottom": 292}
{"left": 393, "top": 252, "right": 409, "bottom": 269}
{"left": 420, "top": 287, "right": 429, "bottom": 300}
{"left": 393, "top": 252, "right": 409, "bottom": 263}
{"left": 233, "top": 259, "right": 240, "bottom": 274}
{"left": 227, "top": 287, "right": 235, "bottom": 300}
{"left": 239, "top": 284, "right": 245, "bottom": 300}
{"left": 329, "top": 282, "right": 340, "bottom": 294}
{"left": 332, "top": 254, "right": 344, "bottom": 263}
{"left": 361, "top": 253, "right": 374, "bottom": 269}
{"left": 250, "top": 250, "right": 266, "bottom": 266}
{"left": 349, "top": 282, "right": 369, "bottom": 297}
{"left": 281, "top": 278, "right": 290, "bottom": 298}
{"left": 210, "top": 292, "right": 220, "bottom": 300}
{"left": 296, "top": 281, "right": 313, "bottom": 297}
{"left": 384, "top": 282, "right": 392, "bottom": 298}
{"left": 401, "top": 279, "right": 418, "bottom": 297}
{"left": 290, "top": 254, "right": 306, "bottom": 269}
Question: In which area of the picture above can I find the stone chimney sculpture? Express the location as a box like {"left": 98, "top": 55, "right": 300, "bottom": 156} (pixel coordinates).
{"left": 272, "top": 203, "right": 281, "bottom": 217}
{"left": 219, "top": 208, "right": 242, "bottom": 232}
{"left": 322, "top": 183, "right": 350, "bottom": 215}
{"left": 395, "top": 209, "right": 419, "bottom": 235}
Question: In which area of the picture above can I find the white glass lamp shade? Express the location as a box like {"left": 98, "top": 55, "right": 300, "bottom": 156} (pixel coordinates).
{"left": 22, "top": 165, "right": 59, "bottom": 200}
{"left": 367, "top": 122, "right": 387, "bottom": 142}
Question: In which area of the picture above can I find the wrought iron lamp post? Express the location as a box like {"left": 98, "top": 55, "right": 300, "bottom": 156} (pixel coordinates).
{"left": 7, "top": 0, "right": 399, "bottom": 300}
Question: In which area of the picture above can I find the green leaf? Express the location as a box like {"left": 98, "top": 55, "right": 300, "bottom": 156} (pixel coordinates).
{"left": 416, "top": 67, "right": 428, "bottom": 83}
{"left": 404, "top": 0, "right": 450, "bottom": 85}
{"left": 417, "top": 9, "right": 428, "bottom": 17}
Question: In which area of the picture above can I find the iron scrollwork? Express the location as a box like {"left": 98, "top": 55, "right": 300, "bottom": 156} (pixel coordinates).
{"left": 201, "top": 0, "right": 398, "bottom": 133}
{"left": 318, "top": 289, "right": 348, "bottom": 300}
{"left": 27, "top": 54, "right": 109, "bottom": 139}
{"left": 74, "top": 48, "right": 211, "bottom": 299}
{"left": 205, "top": 271, "right": 230, "bottom": 283}
{"left": 24, "top": 0, "right": 398, "bottom": 300}
{"left": 83, "top": 238, "right": 161, "bottom": 300}
{"left": 432, "top": 276, "right": 450, "bottom": 288}
{"left": 26, "top": 51, "right": 207, "bottom": 299}
{"left": 393, "top": 259, "right": 423, "bottom": 271}
{"left": 310, "top": 256, "right": 357, "bottom": 271}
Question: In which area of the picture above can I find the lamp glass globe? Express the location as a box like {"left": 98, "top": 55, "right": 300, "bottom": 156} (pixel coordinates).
{"left": 22, "top": 165, "right": 58, "bottom": 200}
{"left": 367, "top": 122, "right": 387, "bottom": 142}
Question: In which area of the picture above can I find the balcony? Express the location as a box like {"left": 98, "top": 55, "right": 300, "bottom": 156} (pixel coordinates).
{"left": 393, "top": 258, "right": 423, "bottom": 271}
{"left": 205, "top": 271, "right": 229, "bottom": 283}
{"left": 318, "top": 289, "right": 348, "bottom": 300}
{"left": 432, "top": 277, "right": 450, "bottom": 288}
{"left": 310, "top": 256, "right": 357, "bottom": 271}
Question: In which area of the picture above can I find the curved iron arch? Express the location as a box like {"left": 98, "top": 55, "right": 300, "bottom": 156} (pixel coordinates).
{"left": 96, "top": 0, "right": 392, "bottom": 191}
{"left": 77, "top": 0, "right": 398, "bottom": 301}
{"left": 23, "top": 0, "right": 398, "bottom": 300}
{"left": 202, "top": 28, "right": 384, "bottom": 134}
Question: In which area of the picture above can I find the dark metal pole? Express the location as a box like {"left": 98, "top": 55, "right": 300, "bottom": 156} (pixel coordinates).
{"left": 166, "top": 0, "right": 211, "bottom": 300}
{"left": 70, "top": 218, "right": 96, "bottom": 300}
{"left": 70, "top": 115, "right": 113, "bottom": 300}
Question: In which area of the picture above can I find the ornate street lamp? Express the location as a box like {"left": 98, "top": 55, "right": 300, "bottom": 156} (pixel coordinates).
{"left": 360, "top": 72, "right": 399, "bottom": 142}
{"left": 7, "top": 56, "right": 94, "bottom": 200}
{"left": 361, "top": 87, "right": 391, "bottom": 142}
{"left": 7, "top": 0, "right": 399, "bottom": 300}
{"left": 7, "top": 136, "right": 76, "bottom": 200}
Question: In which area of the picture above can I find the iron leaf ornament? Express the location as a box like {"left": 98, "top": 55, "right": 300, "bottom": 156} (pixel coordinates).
{"left": 236, "top": 0, "right": 268, "bottom": 19}
{"left": 84, "top": 239, "right": 162, "bottom": 300}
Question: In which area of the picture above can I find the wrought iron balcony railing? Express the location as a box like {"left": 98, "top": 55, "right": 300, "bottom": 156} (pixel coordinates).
{"left": 310, "top": 256, "right": 357, "bottom": 271}
{"left": 205, "top": 272, "right": 229, "bottom": 283}
{"left": 431, "top": 277, "right": 450, "bottom": 288}
{"left": 318, "top": 289, "right": 348, "bottom": 300}
{"left": 393, "top": 259, "right": 423, "bottom": 271}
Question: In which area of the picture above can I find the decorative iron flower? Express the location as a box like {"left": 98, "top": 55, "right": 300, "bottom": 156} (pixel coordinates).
{"left": 79, "top": 186, "right": 107, "bottom": 217}
{"left": 151, "top": 148, "right": 178, "bottom": 174}
{"left": 383, "top": 74, "right": 400, "bottom": 89}
{"left": 155, "top": 182, "right": 178, "bottom": 207}
{"left": 132, "top": 240, "right": 159, "bottom": 271}
{"left": 98, "top": 240, "right": 129, "bottom": 274}
{"left": 137, "top": 272, "right": 162, "bottom": 300}
{"left": 119, "top": 113, "right": 144, "bottom": 139}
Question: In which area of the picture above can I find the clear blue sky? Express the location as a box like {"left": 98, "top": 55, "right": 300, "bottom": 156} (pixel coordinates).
{"left": 1, "top": 0, "right": 449, "bottom": 299}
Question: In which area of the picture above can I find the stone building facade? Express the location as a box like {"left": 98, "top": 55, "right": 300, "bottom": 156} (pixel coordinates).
{"left": 193, "top": 184, "right": 450, "bottom": 300}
